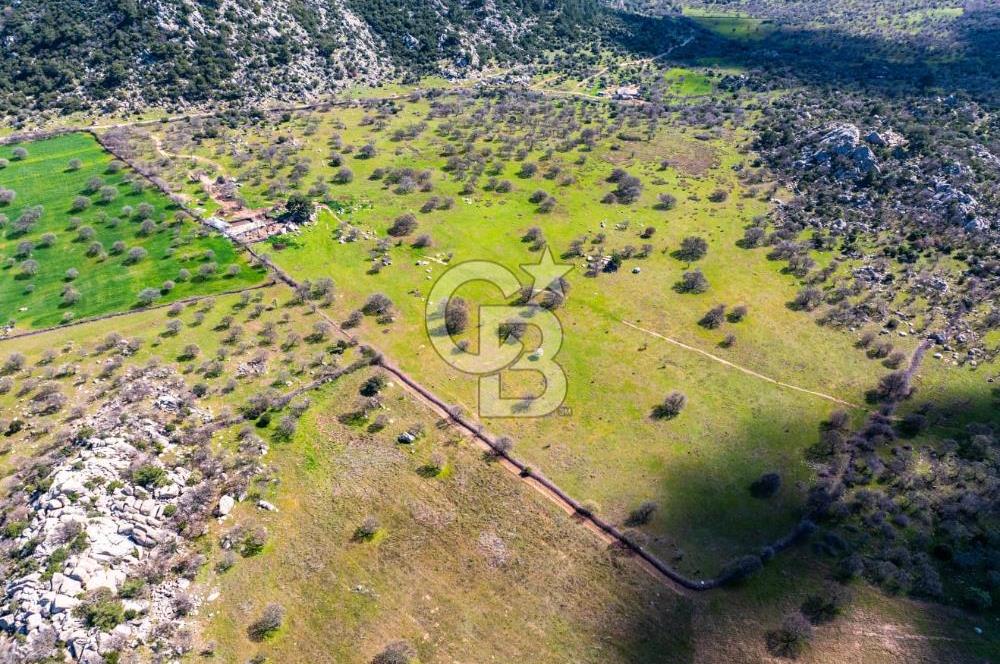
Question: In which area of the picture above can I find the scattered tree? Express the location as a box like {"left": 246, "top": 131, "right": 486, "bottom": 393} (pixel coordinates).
{"left": 677, "top": 236, "right": 708, "bottom": 261}
{"left": 765, "top": 614, "right": 813, "bottom": 659}
{"left": 652, "top": 391, "right": 687, "bottom": 419}
{"left": 445, "top": 297, "right": 469, "bottom": 335}
{"left": 362, "top": 293, "right": 393, "bottom": 317}
{"left": 387, "top": 213, "right": 418, "bottom": 237}
{"left": 247, "top": 603, "right": 284, "bottom": 641}
{"left": 284, "top": 193, "right": 315, "bottom": 224}
{"left": 676, "top": 269, "right": 709, "bottom": 294}
{"left": 699, "top": 305, "right": 726, "bottom": 329}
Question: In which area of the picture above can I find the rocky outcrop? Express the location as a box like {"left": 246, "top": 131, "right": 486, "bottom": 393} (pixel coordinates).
{"left": 796, "top": 122, "right": 880, "bottom": 180}
{"left": 864, "top": 128, "right": 907, "bottom": 148}
{"left": 928, "top": 179, "right": 990, "bottom": 232}
{"left": 0, "top": 368, "right": 215, "bottom": 662}
{"left": 0, "top": 432, "right": 194, "bottom": 662}
{"left": 0, "top": 0, "right": 580, "bottom": 114}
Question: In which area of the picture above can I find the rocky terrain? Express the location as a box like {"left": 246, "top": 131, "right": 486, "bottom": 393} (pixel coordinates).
{"left": 0, "top": 365, "right": 248, "bottom": 662}
{"left": 754, "top": 90, "right": 1000, "bottom": 354}
{"left": 0, "top": 0, "right": 601, "bottom": 117}
{"left": 795, "top": 122, "right": 882, "bottom": 180}
{"left": 2, "top": 432, "right": 193, "bottom": 662}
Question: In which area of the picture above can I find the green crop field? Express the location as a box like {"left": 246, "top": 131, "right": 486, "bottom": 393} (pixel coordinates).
{"left": 664, "top": 67, "right": 716, "bottom": 96}
{"left": 0, "top": 133, "right": 264, "bottom": 329}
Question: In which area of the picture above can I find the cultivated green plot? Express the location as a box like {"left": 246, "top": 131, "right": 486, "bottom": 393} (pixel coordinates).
{"left": 664, "top": 67, "right": 716, "bottom": 96}
{"left": 682, "top": 7, "right": 777, "bottom": 41}
{"left": 0, "top": 133, "right": 264, "bottom": 329}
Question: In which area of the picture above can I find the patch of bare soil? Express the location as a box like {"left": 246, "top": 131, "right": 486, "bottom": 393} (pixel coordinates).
{"left": 603, "top": 131, "right": 719, "bottom": 177}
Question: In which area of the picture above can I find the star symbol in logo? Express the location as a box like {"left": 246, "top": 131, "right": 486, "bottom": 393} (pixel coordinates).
{"left": 521, "top": 245, "right": 573, "bottom": 297}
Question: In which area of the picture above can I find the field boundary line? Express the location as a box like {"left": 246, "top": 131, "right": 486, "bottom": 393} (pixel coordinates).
{"left": 237, "top": 244, "right": 719, "bottom": 593}
{"left": 621, "top": 319, "right": 862, "bottom": 409}
{"left": 0, "top": 282, "right": 274, "bottom": 344}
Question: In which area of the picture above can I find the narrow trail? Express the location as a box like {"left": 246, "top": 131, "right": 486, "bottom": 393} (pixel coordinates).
{"left": 621, "top": 319, "right": 862, "bottom": 409}
{"left": 149, "top": 134, "right": 223, "bottom": 170}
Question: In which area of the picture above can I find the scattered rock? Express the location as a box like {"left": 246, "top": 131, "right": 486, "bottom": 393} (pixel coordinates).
{"left": 0, "top": 369, "right": 209, "bottom": 661}
{"left": 217, "top": 495, "right": 235, "bottom": 517}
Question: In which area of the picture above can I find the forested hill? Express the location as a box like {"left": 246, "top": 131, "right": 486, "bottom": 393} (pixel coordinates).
{"left": 0, "top": 0, "right": 602, "bottom": 117}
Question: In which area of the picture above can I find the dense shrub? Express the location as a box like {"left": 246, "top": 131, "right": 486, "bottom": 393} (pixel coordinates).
{"left": 800, "top": 584, "right": 851, "bottom": 624}
{"left": 74, "top": 589, "right": 124, "bottom": 631}
{"left": 625, "top": 500, "right": 657, "bottom": 526}
{"left": 749, "top": 472, "right": 782, "bottom": 498}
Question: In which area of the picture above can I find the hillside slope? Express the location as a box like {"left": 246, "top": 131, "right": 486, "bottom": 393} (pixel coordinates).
{"left": 0, "top": 0, "right": 600, "bottom": 115}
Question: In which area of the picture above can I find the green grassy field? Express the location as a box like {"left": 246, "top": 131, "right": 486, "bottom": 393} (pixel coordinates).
{"left": 681, "top": 7, "right": 777, "bottom": 41}
{"left": 198, "top": 368, "right": 693, "bottom": 663}
{"left": 0, "top": 284, "right": 338, "bottom": 480}
{"left": 125, "top": 94, "right": 923, "bottom": 575}
{"left": 0, "top": 133, "right": 264, "bottom": 329}
{"left": 0, "top": 271, "right": 993, "bottom": 664}
{"left": 114, "top": 84, "right": 998, "bottom": 583}
{"left": 664, "top": 67, "right": 716, "bottom": 96}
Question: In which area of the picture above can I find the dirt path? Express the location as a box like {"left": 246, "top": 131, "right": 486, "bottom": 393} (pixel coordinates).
{"left": 150, "top": 134, "right": 224, "bottom": 171}
{"left": 621, "top": 319, "right": 863, "bottom": 409}
{"left": 148, "top": 134, "right": 273, "bottom": 219}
